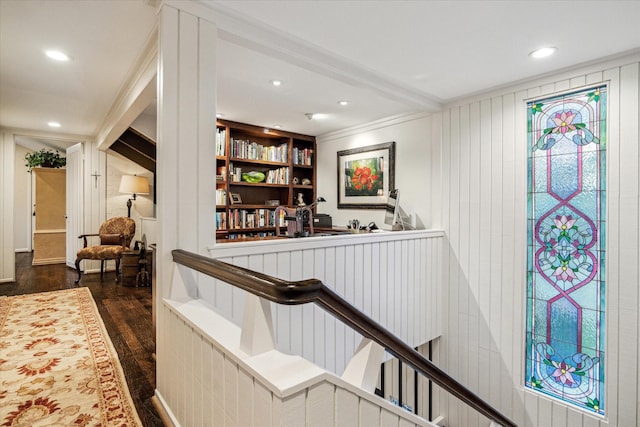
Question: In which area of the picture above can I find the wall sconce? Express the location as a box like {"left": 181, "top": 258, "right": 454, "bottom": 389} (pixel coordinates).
{"left": 119, "top": 175, "right": 149, "bottom": 217}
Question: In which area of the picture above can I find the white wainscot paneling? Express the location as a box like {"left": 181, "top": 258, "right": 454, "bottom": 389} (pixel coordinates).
{"left": 157, "top": 295, "right": 440, "bottom": 427}
{"left": 205, "top": 230, "right": 444, "bottom": 375}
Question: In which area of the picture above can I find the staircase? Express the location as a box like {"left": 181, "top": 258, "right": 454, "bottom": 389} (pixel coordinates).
{"left": 110, "top": 127, "right": 156, "bottom": 173}
{"left": 157, "top": 248, "right": 516, "bottom": 427}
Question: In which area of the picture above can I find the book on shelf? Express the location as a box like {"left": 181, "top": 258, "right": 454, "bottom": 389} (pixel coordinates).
{"left": 216, "top": 128, "right": 226, "bottom": 156}
{"left": 215, "top": 212, "right": 227, "bottom": 230}
{"left": 265, "top": 167, "right": 289, "bottom": 184}
{"left": 227, "top": 208, "right": 286, "bottom": 229}
{"left": 292, "top": 147, "right": 313, "bottom": 166}
{"left": 215, "top": 189, "right": 227, "bottom": 205}
{"left": 216, "top": 166, "right": 227, "bottom": 181}
{"left": 227, "top": 231, "right": 276, "bottom": 240}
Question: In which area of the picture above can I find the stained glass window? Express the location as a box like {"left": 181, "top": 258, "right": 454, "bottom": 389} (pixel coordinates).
{"left": 525, "top": 86, "right": 606, "bottom": 415}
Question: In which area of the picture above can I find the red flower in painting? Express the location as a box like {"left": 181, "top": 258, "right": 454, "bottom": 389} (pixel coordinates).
{"left": 2, "top": 396, "right": 60, "bottom": 426}
{"left": 17, "top": 358, "right": 61, "bottom": 376}
{"left": 351, "top": 166, "right": 379, "bottom": 191}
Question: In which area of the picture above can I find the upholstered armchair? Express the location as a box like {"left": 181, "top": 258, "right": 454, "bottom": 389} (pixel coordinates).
{"left": 74, "top": 217, "right": 136, "bottom": 283}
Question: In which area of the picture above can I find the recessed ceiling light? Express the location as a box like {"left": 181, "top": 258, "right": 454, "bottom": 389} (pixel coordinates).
{"left": 47, "top": 121, "right": 61, "bottom": 128}
{"left": 529, "top": 47, "right": 557, "bottom": 59}
{"left": 273, "top": 125, "right": 282, "bottom": 129}
{"left": 270, "top": 80, "right": 282, "bottom": 86}
{"left": 338, "top": 100, "right": 349, "bottom": 106}
{"left": 45, "top": 50, "right": 69, "bottom": 61}
{"left": 216, "top": 113, "right": 223, "bottom": 118}
{"left": 305, "top": 113, "right": 327, "bottom": 121}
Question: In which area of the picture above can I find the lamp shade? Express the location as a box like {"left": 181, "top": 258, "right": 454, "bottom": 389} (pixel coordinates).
{"left": 119, "top": 175, "right": 149, "bottom": 195}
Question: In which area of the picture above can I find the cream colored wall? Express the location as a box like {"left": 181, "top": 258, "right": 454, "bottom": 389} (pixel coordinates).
{"left": 0, "top": 131, "right": 15, "bottom": 282}
{"left": 437, "top": 54, "right": 640, "bottom": 427}
{"left": 13, "top": 144, "right": 31, "bottom": 251}
{"left": 105, "top": 151, "right": 154, "bottom": 244}
{"left": 131, "top": 111, "right": 157, "bottom": 141}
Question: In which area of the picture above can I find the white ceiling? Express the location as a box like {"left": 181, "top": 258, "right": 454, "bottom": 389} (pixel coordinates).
{"left": 2, "top": 0, "right": 640, "bottom": 148}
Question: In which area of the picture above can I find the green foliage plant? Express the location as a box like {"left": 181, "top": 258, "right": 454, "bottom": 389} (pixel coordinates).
{"left": 25, "top": 148, "right": 66, "bottom": 172}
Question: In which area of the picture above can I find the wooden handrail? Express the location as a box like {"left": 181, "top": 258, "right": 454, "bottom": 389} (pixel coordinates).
{"left": 172, "top": 249, "right": 517, "bottom": 427}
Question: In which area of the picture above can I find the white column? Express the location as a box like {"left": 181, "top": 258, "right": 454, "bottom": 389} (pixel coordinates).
{"left": 156, "top": 2, "right": 218, "bottom": 418}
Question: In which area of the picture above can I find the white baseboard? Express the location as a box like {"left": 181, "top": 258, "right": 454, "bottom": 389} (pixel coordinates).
{"left": 153, "top": 390, "right": 180, "bottom": 427}
{"left": 31, "top": 257, "right": 65, "bottom": 266}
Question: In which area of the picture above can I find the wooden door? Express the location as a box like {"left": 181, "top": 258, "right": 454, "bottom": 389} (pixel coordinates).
{"left": 32, "top": 168, "right": 66, "bottom": 265}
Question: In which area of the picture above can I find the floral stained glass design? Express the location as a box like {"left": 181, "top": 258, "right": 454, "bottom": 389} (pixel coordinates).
{"left": 525, "top": 86, "right": 606, "bottom": 415}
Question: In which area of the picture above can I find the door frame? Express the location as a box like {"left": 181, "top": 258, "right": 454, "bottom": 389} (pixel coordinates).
{"left": 66, "top": 143, "right": 84, "bottom": 267}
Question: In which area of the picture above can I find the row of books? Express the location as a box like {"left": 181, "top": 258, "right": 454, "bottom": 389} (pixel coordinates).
{"left": 215, "top": 128, "right": 226, "bottom": 156}
{"left": 227, "top": 231, "right": 276, "bottom": 240}
{"left": 230, "top": 138, "right": 288, "bottom": 163}
{"left": 215, "top": 212, "right": 227, "bottom": 230}
{"left": 265, "top": 167, "right": 290, "bottom": 184}
{"left": 292, "top": 147, "right": 313, "bottom": 166}
{"left": 216, "top": 166, "right": 227, "bottom": 181}
{"left": 217, "top": 208, "right": 287, "bottom": 230}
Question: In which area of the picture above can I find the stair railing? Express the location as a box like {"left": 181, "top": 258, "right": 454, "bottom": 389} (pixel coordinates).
{"left": 172, "top": 249, "right": 517, "bottom": 427}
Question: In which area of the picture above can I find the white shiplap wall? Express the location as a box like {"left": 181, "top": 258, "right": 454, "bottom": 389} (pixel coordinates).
{"left": 206, "top": 230, "right": 444, "bottom": 376}
{"left": 158, "top": 299, "right": 438, "bottom": 427}
{"left": 437, "top": 55, "right": 640, "bottom": 427}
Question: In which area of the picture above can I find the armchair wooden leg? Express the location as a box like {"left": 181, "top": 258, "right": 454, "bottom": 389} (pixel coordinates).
{"left": 74, "top": 259, "right": 82, "bottom": 284}
{"left": 115, "top": 258, "right": 121, "bottom": 282}
{"left": 100, "top": 260, "right": 105, "bottom": 278}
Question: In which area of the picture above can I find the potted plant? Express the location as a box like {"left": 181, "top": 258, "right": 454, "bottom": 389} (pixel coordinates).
{"left": 25, "top": 148, "right": 66, "bottom": 172}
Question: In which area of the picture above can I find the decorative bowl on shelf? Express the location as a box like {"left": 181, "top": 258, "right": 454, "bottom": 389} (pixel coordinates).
{"left": 241, "top": 171, "right": 265, "bottom": 183}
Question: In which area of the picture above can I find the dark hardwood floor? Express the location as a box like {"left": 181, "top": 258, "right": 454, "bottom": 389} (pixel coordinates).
{"left": 1, "top": 252, "right": 164, "bottom": 427}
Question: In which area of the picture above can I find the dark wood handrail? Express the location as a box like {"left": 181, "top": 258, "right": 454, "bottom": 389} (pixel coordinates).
{"left": 172, "top": 249, "right": 516, "bottom": 427}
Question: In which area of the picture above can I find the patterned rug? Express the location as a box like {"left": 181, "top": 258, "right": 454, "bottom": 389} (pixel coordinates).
{"left": 0, "top": 288, "right": 142, "bottom": 426}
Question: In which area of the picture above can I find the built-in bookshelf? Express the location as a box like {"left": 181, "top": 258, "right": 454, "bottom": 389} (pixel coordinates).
{"left": 215, "top": 120, "right": 316, "bottom": 242}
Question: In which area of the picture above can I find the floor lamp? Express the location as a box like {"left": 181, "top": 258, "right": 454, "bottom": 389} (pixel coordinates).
{"left": 119, "top": 175, "right": 150, "bottom": 217}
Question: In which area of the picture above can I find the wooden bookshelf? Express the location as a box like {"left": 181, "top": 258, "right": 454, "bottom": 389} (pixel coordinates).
{"left": 215, "top": 120, "right": 316, "bottom": 242}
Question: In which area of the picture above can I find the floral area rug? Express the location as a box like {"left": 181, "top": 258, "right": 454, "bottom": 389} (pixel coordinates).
{"left": 0, "top": 288, "right": 142, "bottom": 426}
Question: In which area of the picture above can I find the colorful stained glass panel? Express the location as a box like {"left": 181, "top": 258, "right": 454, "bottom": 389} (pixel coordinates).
{"left": 525, "top": 86, "right": 606, "bottom": 415}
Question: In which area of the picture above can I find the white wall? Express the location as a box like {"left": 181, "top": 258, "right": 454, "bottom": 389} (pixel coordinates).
{"left": 13, "top": 144, "right": 31, "bottom": 251}
{"left": 436, "top": 53, "right": 640, "bottom": 427}
{"left": 131, "top": 111, "right": 157, "bottom": 141}
{"left": 317, "top": 112, "right": 441, "bottom": 230}
{"left": 206, "top": 231, "right": 443, "bottom": 375}
{"left": 159, "top": 297, "right": 437, "bottom": 427}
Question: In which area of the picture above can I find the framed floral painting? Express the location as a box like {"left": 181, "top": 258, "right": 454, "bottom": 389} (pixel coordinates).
{"left": 337, "top": 141, "right": 395, "bottom": 209}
